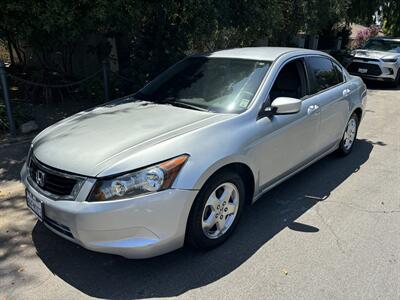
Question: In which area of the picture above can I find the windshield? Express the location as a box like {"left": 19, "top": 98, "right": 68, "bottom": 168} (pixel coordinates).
{"left": 363, "top": 39, "right": 400, "bottom": 53}
{"left": 135, "top": 57, "right": 271, "bottom": 113}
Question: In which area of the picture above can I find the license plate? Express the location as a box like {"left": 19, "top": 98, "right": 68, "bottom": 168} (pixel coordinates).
{"left": 358, "top": 68, "right": 368, "bottom": 74}
{"left": 26, "top": 190, "right": 43, "bottom": 221}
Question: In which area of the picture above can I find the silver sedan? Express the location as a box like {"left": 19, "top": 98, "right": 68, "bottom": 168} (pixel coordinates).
{"left": 21, "top": 47, "right": 367, "bottom": 258}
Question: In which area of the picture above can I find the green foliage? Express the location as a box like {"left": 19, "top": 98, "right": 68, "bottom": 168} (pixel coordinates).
{"left": 381, "top": 1, "right": 400, "bottom": 36}
{"left": 348, "top": 0, "right": 400, "bottom": 36}
{"left": 2, "top": 0, "right": 397, "bottom": 91}
{"left": 302, "top": 0, "right": 352, "bottom": 34}
{"left": 347, "top": 0, "right": 380, "bottom": 26}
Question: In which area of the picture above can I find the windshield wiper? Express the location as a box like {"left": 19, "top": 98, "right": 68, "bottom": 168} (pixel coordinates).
{"left": 134, "top": 94, "right": 210, "bottom": 112}
{"left": 166, "top": 101, "right": 209, "bottom": 112}
{"left": 158, "top": 97, "right": 209, "bottom": 112}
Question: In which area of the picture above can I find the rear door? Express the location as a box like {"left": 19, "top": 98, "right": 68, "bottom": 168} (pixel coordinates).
{"left": 304, "top": 56, "right": 350, "bottom": 153}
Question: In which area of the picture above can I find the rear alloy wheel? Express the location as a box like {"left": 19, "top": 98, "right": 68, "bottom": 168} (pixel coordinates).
{"left": 337, "top": 113, "right": 359, "bottom": 156}
{"left": 186, "top": 171, "right": 245, "bottom": 249}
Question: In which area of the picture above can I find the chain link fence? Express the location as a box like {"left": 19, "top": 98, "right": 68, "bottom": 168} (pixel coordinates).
{"left": 0, "top": 60, "right": 135, "bottom": 136}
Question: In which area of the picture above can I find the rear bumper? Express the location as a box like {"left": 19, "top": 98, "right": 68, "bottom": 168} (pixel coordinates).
{"left": 21, "top": 163, "right": 198, "bottom": 259}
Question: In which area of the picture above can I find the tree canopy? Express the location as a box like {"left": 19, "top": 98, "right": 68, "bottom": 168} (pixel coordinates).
{"left": 0, "top": 0, "right": 398, "bottom": 85}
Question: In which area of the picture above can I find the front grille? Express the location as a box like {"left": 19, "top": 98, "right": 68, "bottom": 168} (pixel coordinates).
{"left": 347, "top": 62, "right": 382, "bottom": 76}
{"left": 29, "top": 158, "right": 78, "bottom": 197}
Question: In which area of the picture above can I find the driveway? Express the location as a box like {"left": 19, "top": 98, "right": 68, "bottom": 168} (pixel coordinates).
{"left": 1, "top": 84, "right": 399, "bottom": 299}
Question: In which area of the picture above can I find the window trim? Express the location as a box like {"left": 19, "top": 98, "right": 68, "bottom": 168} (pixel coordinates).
{"left": 331, "top": 60, "right": 345, "bottom": 84}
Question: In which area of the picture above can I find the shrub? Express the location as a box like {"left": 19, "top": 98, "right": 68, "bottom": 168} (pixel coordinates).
{"left": 353, "top": 25, "right": 380, "bottom": 49}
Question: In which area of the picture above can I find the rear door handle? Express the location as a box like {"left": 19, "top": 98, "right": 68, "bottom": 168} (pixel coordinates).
{"left": 307, "top": 105, "right": 320, "bottom": 115}
{"left": 343, "top": 88, "right": 351, "bottom": 96}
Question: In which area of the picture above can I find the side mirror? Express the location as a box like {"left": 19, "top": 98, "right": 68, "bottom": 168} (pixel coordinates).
{"left": 270, "top": 97, "right": 302, "bottom": 114}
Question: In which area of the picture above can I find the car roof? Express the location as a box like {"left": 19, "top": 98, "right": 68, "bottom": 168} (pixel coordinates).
{"left": 203, "top": 47, "right": 323, "bottom": 61}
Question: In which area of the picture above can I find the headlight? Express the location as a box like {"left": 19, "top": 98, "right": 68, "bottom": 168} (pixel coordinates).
{"left": 382, "top": 57, "right": 397, "bottom": 63}
{"left": 87, "top": 155, "right": 189, "bottom": 202}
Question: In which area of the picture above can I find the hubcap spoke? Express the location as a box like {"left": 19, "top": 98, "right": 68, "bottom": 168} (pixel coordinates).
{"left": 202, "top": 211, "right": 217, "bottom": 230}
{"left": 220, "top": 185, "right": 234, "bottom": 203}
{"left": 225, "top": 203, "right": 236, "bottom": 215}
{"left": 216, "top": 217, "right": 226, "bottom": 231}
{"left": 208, "top": 193, "right": 220, "bottom": 211}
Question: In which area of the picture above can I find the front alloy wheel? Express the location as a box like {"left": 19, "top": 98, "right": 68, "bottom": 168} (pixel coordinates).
{"left": 201, "top": 182, "right": 240, "bottom": 239}
{"left": 187, "top": 171, "right": 245, "bottom": 249}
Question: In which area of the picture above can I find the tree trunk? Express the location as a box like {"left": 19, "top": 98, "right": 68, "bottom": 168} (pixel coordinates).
{"left": 114, "top": 33, "right": 132, "bottom": 93}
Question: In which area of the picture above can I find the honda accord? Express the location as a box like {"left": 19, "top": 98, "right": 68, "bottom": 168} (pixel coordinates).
{"left": 21, "top": 47, "right": 367, "bottom": 258}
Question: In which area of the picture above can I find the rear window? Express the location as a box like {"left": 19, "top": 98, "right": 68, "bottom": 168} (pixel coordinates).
{"left": 305, "top": 57, "right": 341, "bottom": 94}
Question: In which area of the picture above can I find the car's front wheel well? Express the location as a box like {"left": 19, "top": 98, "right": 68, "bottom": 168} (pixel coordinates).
{"left": 207, "top": 163, "right": 255, "bottom": 205}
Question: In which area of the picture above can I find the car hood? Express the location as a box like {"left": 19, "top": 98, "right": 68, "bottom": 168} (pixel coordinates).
{"left": 352, "top": 49, "right": 400, "bottom": 60}
{"left": 32, "top": 99, "right": 230, "bottom": 176}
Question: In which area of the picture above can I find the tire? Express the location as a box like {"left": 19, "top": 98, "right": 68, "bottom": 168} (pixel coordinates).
{"left": 186, "top": 170, "right": 245, "bottom": 249}
{"left": 389, "top": 69, "right": 400, "bottom": 88}
{"left": 395, "top": 70, "right": 400, "bottom": 87}
{"left": 336, "top": 113, "right": 359, "bottom": 156}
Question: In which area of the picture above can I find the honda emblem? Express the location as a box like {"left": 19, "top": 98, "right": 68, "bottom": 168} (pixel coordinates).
{"left": 35, "top": 170, "right": 46, "bottom": 187}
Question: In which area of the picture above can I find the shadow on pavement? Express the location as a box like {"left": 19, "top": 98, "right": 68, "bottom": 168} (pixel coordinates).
{"left": 0, "top": 141, "right": 30, "bottom": 184}
{"left": 364, "top": 80, "right": 400, "bottom": 91}
{"left": 32, "top": 139, "right": 375, "bottom": 299}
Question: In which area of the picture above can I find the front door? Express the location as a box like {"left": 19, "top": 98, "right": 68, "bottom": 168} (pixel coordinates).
{"left": 251, "top": 59, "right": 321, "bottom": 189}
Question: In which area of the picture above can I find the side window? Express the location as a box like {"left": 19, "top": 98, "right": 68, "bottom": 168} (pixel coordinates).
{"left": 269, "top": 59, "right": 306, "bottom": 102}
{"left": 305, "top": 57, "right": 340, "bottom": 94}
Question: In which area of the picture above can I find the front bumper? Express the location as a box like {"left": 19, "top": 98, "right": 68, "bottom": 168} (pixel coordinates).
{"left": 347, "top": 60, "right": 398, "bottom": 82}
{"left": 21, "top": 163, "right": 198, "bottom": 259}
{"left": 354, "top": 74, "right": 396, "bottom": 82}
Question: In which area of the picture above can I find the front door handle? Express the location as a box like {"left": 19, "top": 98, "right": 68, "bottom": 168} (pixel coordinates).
{"left": 343, "top": 88, "right": 351, "bottom": 96}
{"left": 307, "top": 105, "right": 320, "bottom": 115}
